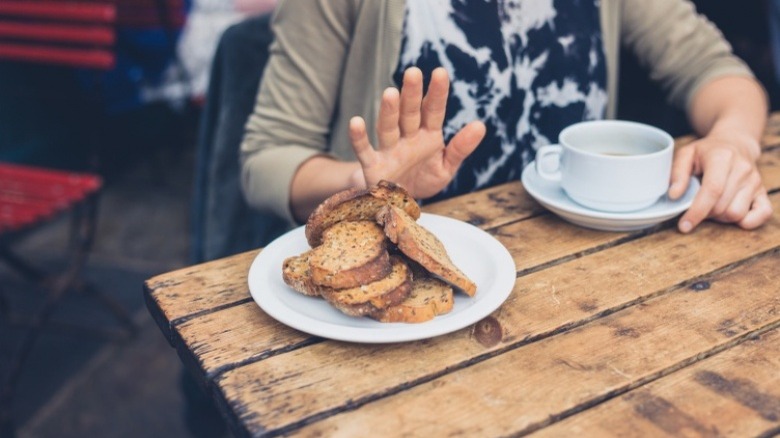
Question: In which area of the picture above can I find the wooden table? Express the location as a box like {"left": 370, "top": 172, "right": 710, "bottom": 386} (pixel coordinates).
{"left": 145, "top": 118, "right": 780, "bottom": 437}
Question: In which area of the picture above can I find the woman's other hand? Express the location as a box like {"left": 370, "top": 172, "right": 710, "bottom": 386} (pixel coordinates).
{"left": 671, "top": 75, "right": 773, "bottom": 233}
{"left": 348, "top": 67, "right": 486, "bottom": 199}
{"left": 669, "top": 132, "right": 772, "bottom": 232}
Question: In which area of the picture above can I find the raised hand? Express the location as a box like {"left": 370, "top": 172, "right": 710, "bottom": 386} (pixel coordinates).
{"left": 348, "top": 67, "right": 486, "bottom": 199}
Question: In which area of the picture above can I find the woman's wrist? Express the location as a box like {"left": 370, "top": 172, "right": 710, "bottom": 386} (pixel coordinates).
{"left": 705, "top": 122, "right": 762, "bottom": 162}
{"left": 290, "top": 157, "right": 363, "bottom": 222}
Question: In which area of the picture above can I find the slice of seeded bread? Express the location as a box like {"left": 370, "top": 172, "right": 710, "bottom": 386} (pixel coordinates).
{"left": 319, "top": 256, "right": 412, "bottom": 317}
{"left": 377, "top": 205, "right": 477, "bottom": 296}
{"left": 281, "top": 250, "right": 319, "bottom": 297}
{"left": 308, "top": 220, "right": 391, "bottom": 289}
{"left": 370, "top": 277, "right": 454, "bottom": 323}
{"left": 305, "top": 180, "right": 421, "bottom": 247}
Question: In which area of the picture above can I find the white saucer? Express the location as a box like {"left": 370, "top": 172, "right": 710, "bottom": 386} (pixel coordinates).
{"left": 521, "top": 161, "right": 700, "bottom": 232}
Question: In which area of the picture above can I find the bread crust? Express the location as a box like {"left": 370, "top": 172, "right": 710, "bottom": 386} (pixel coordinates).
{"left": 305, "top": 186, "right": 368, "bottom": 247}
{"left": 282, "top": 182, "right": 475, "bottom": 323}
{"left": 370, "top": 277, "right": 454, "bottom": 323}
{"left": 305, "top": 180, "right": 420, "bottom": 247}
{"left": 308, "top": 221, "right": 391, "bottom": 289}
{"left": 378, "top": 205, "right": 477, "bottom": 296}
{"left": 281, "top": 250, "right": 319, "bottom": 296}
{"left": 320, "top": 257, "right": 412, "bottom": 317}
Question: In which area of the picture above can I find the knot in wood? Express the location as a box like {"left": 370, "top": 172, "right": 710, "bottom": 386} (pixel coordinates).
{"left": 473, "top": 316, "right": 502, "bottom": 347}
{"left": 467, "top": 214, "right": 487, "bottom": 226}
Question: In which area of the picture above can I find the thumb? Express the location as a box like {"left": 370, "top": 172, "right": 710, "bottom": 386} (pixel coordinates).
{"left": 668, "top": 145, "right": 696, "bottom": 200}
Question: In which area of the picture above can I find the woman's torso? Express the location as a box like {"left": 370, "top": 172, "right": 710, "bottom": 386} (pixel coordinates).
{"left": 392, "top": 0, "right": 607, "bottom": 199}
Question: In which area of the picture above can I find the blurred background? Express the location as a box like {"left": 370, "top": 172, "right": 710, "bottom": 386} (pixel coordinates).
{"left": 0, "top": 1, "right": 778, "bottom": 437}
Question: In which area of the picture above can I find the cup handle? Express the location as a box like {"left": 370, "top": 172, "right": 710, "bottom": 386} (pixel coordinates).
{"left": 536, "top": 144, "right": 563, "bottom": 182}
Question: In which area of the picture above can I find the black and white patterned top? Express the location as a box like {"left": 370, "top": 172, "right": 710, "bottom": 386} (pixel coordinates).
{"left": 393, "top": 0, "right": 608, "bottom": 200}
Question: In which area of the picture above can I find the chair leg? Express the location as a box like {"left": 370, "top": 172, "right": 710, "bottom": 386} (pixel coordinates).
{"left": 0, "top": 193, "right": 115, "bottom": 436}
{"left": 0, "top": 245, "right": 45, "bottom": 282}
{"left": 70, "top": 194, "right": 137, "bottom": 336}
{"left": 0, "top": 262, "right": 76, "bottom": 438}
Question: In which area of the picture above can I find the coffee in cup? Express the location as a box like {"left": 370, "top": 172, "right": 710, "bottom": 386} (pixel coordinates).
{"left": 535, "top": 120, "right": 674, "bottom": 212}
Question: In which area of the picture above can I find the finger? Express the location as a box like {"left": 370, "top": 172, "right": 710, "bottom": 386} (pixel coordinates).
{"left": 711, "top": 169, "right": 762, "bottom": 218}
{"left": 349, "top": 116, "right": 377, "bottom": 168}
{"left": 668, "top": 146, "right": 695, "bottom": 199}
{"left": 711, "top": 184, "right": 754, "bottom": 223}
{"left": 376, "top": 87, "right": 400, "bottom": 149}
{"left": 421, "top": 67, "right": 450, "bottom": 130}
{"left": 711, "top": 164, "right": 760, "bottom": 218}
{"left": 677, "top": 156, "right": 730, "bottom": 233}
{"left": 442, "top": 121, "right": 486, "bottom": 173}
{"left": 399, "top": 67, "right": 424, "bottom": 137}
{"left": 737, "top": 190, "right": 774, "bottom": 230}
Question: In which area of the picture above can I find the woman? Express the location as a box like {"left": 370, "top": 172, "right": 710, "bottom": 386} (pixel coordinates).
{"left": 240, "top": 0, "right": 772, "bottom": 233}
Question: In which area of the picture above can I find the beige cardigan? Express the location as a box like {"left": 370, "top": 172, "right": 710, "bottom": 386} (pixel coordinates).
{"left": 241, "top": 0, "right": 753, "bottom": 224}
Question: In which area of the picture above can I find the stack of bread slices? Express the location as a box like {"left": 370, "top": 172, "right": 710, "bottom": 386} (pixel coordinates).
{"left": 282, "top": 180, "right": 476, "bottom": 323}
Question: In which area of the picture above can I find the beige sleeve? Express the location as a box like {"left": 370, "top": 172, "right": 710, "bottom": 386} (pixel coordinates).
{"left": 240, "top": 0, "right": 357, "bottom": 224}
{"left": 619, "top": 0, "right": 754, "bottom": 112}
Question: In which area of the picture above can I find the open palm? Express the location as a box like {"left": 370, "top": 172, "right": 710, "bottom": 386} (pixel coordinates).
{"left": 349, "top": 67, "right": 486, "bottom": 199}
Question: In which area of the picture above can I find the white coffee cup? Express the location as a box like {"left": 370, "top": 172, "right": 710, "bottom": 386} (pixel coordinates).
{"left": 535, "top": 120, "right": 674, "bottom": 212}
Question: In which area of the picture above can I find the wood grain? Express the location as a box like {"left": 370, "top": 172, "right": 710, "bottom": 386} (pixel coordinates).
{"left": 764, "top": 111, "right": 780, "bottom": 147}
{"left": 142, "top": 122, "right": 780, "bottom": 438}
{"left": 759, "top": 147, "right": 780, "bottom": 189}
{"left": 174, "top": 193, "right": 780, "bottom": 380}
{"left": 532, "top": 329, "right": 780, "bottom": 437}
{"left": 146, "top": 146, "right": 780, "bottom": 345}
{"left": 144, "top": 250, "right": 258, "bottom": 341}
{"left": 212, "top": 206, "right": 780, "bottom": 435}
{"left": 422, "top": 181, "right": 543, "bottom": 229}
{"left": 288, "top": 253, "right": 780, "bottom": 437}
{"left": 175, "top": 302, "right": 314, "bottom": 379}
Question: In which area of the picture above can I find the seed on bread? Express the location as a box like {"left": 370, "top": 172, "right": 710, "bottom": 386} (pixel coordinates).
{"left": 308, "top": 220, "right": 391, "bottom": 289}
{"left": 319, "top": 256, "right": 412, "bottom": 317}
{"left": 370, "top": 277, "right": 454, "bottom": 323}
{"left": 377, "top": 205, "right": 477, "bottom": 296}
{"left": 305, "top": 180, "right": 420, "bottom": 247}
{"left": 282, "top": 182, "right": 476, "bottom": 323}
{"left": 282, "top": 250, "right": 318, "bottom": 296}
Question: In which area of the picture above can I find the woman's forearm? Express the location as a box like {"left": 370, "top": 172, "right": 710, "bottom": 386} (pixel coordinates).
{"left": 672, "top": 74, "right": 773, "bottom": 233}
{"left": 290, "top": 157, "right": 363, "bottom": 223}
{"left": 687, "top": 75, "right": 768, "bottom": 159}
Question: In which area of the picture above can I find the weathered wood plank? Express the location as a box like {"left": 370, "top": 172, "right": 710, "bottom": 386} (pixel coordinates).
{"left": 422, "top": 180, "right": 543, "bottom": 229}
{"left": 173, "top": 304, "right": 314, "bottom": 379}
{"left": 285, "top": 253, "right": 780, "bottom": 438}
{"left": 211, "top": 202, "right": 780, "bottom": 436}
{"left": 143, "top": 250, "right": 258, "bottom": 341}
{"left": 176, "top": 194, "right": 780, "bottom": 380}
{"left": 765, "top": 111, "right": 780, "bottom": 146}
{"left": 759, "top": 146, "right": 780, "bottom": 188}
{"left": 146, "top": 147, "right": 780, "bottom": 343}
{"left": 142, "top": 118, "right": 780, "bottom": 436}
{"left": 170, "top": 212, "right": 642, "bottom": 373}
{"left": 532, "top": 329, "right": 780, "bottom": 437}
{"left": 494, "top": 213, "right": 637, "bottom": 273}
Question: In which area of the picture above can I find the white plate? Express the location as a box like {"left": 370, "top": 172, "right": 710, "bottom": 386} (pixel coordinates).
{"left": 521, "top": 161, "right": 700, "bottom": 232}
{"left": 247, "top": 213, "right": 516, "bottom": 343}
